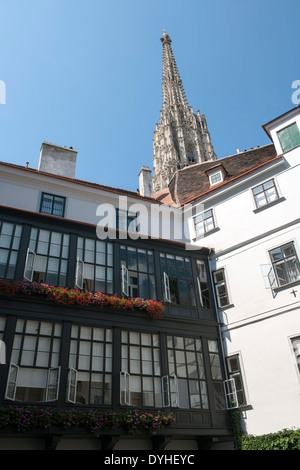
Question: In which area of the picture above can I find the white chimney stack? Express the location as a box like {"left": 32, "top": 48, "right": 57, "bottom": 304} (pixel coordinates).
{"left": 139, "top": 166, "right": 153, "bottom": 197}
{"left": 38, "top": 142, "right": 77, "bottom": 178}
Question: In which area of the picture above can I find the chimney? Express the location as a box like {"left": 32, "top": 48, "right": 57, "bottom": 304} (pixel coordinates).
{"left": 139, "top": 166, "right": 153, "bottom": 197}
{"left": 38, "top": 142, "right": 77, "bottom": 178}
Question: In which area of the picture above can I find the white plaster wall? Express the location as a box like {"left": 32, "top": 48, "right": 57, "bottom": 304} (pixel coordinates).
{"left": 187, "top": 156, "right": 300, "bottom": 253}
{"left": 0, "top": 166, "right": 183, "bottom": 243}
{"left": 225, "top": 308, "right": 300, "bottom": 435}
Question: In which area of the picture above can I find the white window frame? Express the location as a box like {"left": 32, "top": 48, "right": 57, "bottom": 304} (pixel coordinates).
{"left": 161, "top": 374, "right": 178, "bottom": 407}
{"left": 121, "top": 264, "right": 129, "bottom": 296}
{"left": 289, "top": 335, "right": 300, "bottom": 381}
{"left": 5, "top": 363, "right": 19, "bottom": 401}
{"left": 213, "top": 268, "right": 230, "bottom": 308}
{"left": 260, "top": 264, "right": 276, "bottom": 291}
{"left": 120, "top": 371, "right": 130, "bottom": 405}
{"left": 209, "top": 170, "right": 223, "bottom": 186}
{"left": 23, "top": 248, "right": 36, "bottom": 282}
{"left": 268, "top": 241, "right": 300, "bottom": 288}
{"left": 223, "top": 378, "right": 238, "bottom": 409}
{"left": 162, "top": 375, "right": 170, "bottom": 407}
{"left": 193, "top": 208, "right": 216, "bottom": 239}
{"left": 67, "top": 367, "right": 78, "bottom": 403}
{"left": 163, "top": 272, "right": 171, "bottom": 303}
{"left": 75, "top": 257, "right": 84, "bottom": 290}
{"left": 46, "top": 366, "right": 61, "bottom": 402}
{"left": 252, "top": 178, "right": 280, "bottom": 210}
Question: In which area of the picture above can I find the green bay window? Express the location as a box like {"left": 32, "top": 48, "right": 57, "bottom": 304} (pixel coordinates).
{"left": 6, "top": 319, "right": 62, "bottom": 402}
{"left": 76, "top": 237, "right": 113, "bottom": 293}
{"left": 120, "top": 330, "right": 162, "bottom": 408}
{"left": 166, "top": 335, "right": 208, "bottom": 409}
{"left": 160, "top": 253, "right": 196, "bottom": 306}
{"left": 0, "top": 221, "right": 22, "bottom": 280}
{"left": 120, "top": 245, "right": 156, "bottom": 299}
{"left": 24, "top": 228, "right": 69, "bottom": 286}
{"left": 68, "top": 325, "right": 112, "bottom": 405}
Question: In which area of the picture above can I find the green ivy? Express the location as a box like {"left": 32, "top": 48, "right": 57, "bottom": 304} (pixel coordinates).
{"left": 229, "top": 408, "right": 244, "bottom": 449}
{"left": 241, "top": 428, "right": 300, "bottom": 450}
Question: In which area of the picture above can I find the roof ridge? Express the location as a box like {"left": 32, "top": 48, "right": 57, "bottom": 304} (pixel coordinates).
{"left": 0, "top": 161, "right": 160, "bottom": 203}
{"left": 176, "top": 143, "right": 275, "bottom": 173}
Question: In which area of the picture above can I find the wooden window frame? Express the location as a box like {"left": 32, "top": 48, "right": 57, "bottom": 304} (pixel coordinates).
{"left": 252, "top": 178, "right": 279, "bottom": 209}
{"left": 277, "top": 122, "right": 300, "bottom": 153}
{"left": 40, "top": 193, "right": 66, "bottom": 218}
{"left": 213, "top": 268, "right": 230, "bottom": 308}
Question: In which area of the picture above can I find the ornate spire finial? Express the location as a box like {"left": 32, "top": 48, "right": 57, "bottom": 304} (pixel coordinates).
{"left": 160, "top": 29, "right": 171, "bottom": 44}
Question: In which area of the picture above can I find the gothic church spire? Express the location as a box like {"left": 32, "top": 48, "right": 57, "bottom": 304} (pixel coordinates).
{"left": 153, "top": 31, "right": 217, "bottom": 193}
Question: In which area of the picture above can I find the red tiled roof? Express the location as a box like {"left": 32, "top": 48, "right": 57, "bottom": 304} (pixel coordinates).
{"left": 153, "top": 144, "right": 280, "bottom": 206}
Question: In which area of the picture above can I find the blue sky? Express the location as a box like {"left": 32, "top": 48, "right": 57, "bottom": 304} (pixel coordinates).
{"left": 0, "top": 0, "right": 299, "bottom": 192}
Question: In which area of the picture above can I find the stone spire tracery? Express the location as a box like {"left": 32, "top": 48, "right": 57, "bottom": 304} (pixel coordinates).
{"left": 153, "top": 30, "right": 217, "bottom": 193}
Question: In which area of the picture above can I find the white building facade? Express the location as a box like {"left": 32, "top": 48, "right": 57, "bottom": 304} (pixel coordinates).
{"left": 183, "top": 106, "right": 300, "bottom": 436}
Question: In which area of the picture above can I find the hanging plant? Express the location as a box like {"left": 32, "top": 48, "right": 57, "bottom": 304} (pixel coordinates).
{"left": 0, "top": 407, "right": 175, "bottom": 436}
{"left": 0, "top": 279, "right": 164, "bottom": 319}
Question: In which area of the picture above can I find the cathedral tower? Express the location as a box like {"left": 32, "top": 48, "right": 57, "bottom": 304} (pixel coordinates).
{"left": 153, "top": 31, "right": 217, "bottom": 193}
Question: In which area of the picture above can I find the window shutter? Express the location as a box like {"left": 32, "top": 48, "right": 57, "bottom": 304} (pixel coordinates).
{"left": 46, "top": 366, "right": 61, "bottom": 402}
{"left": 163, "top": 272, "right": 171, "bottom": 302}
{"left": 75, "top": 257, "right": 84, "bottom": 290}
{"left": 67, "top": 367, "right": 77, "bottom": 403}
{"left": 0, "top": 340, "right": 6, "bottom": 364}
{"left": 120, "top": 371, "right": 130, "bottom": 405}
{"left": 121, "top": 264, "right": 129, "bottom": 296}
{"left": 161, "top": 375, "right": 179, "bottom": 407}
{"left": 223, "top": 378, "right": 238, "bottom": 409}
{"left": 172, "top": 375, "right": 179, "bottom": 407}
{"left": 162, "top": 375, "right": 170, "bottom": 407}
{"left": 23, "top": 248, "right": 36, "bottom": 282}
{"left": 5, "top": 363, "right": 19, "bottom": 401}
{"left": 260, "top": 264, "right": 276, "bottom": 289}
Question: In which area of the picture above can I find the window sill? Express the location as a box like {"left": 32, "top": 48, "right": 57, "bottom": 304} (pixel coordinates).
{"left": 218, "top": 303, "right": 235, "bottom": 310}
{"left": 273, "top": 279, "right": 300, "bottom": 293}
{"left": 253, "top": 197, "right": 285, "bottom": 213}
{"left": 193, "top": 227, "right": 220, "bottom": 241}
{"left": 238, "top": 404, "right": 253, "bottom": 412}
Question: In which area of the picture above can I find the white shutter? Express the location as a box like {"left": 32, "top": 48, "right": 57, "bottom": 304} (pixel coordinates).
{"left": 0, "top": 340, "right": 6, "bottom": 364}
{"left": 23, "top": 248, "right": 36, "bottom": 282}
{"left": 75, "top": 257, "right": 84, "bottom": 289}
{"left": 260, "top": 264, "right": 276, "bottom": 289}
{"left": 121, "top": 264, "right": 129, "bottom": 296}
{"left": 120, "top": 371, "right": 130, "bottom": 405}
{"left": 223, "top": 378, "right": 238, "bottom": 409}
{"left": 162, "top": 375, "right": 170, "bottom": 407}
{"left": 46, "top": 366, "right": 61, "bottom": 402}
{"left": 5, "top": 363, "right": 19, "bottom": 401}
{"left": 67, "top": 367, "right": 77, "bottom": 403}
{"left": 163, "top": 272, "right": 171, "bottom": 303}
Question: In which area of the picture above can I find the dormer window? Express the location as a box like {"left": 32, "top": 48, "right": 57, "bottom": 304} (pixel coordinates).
{"left": 206, "top": 165, "right": 226, "bottom": 187}
{"left": 209, "top": 171, "right": 223, "bottom": 186}
{"left": 277, "top": 122, "right": 300, "bottom": 153}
